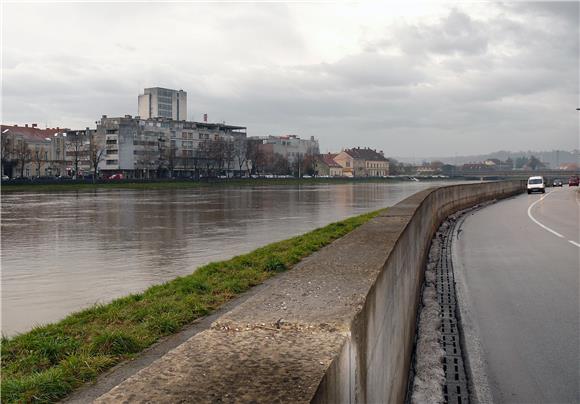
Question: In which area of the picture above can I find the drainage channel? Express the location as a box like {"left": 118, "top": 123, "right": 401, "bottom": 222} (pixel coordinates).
{"left": 437, "top": 215, "right": 469, "bottom": 404}
{"left": 407, "top": 213, "right": 470, "bottom": 404}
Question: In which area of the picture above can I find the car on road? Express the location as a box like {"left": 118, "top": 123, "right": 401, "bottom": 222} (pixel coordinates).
{"left": 527, "top": 176, "right": 545, "bottom": 194}
{"left": 107, "top": 173, "right": 124, "bottom": 180}
{"left": 552, "top": 179, "right": 563, "bottom": 187}
{"left": 568, "top": 176, "right": 579, "bottom": 186}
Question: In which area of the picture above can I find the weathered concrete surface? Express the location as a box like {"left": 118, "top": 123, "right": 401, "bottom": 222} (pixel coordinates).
{"left": 94, "top": 181, "right": 525, "bottom": 404}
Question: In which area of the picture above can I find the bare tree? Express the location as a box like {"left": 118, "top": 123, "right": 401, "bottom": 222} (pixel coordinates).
{"left": 156, "top": 137, "right": 168, "bottom": 178}
{"left": 88, "top": 132, "right": 105, "bottom": 183}
{"left": 223, "top": 139, "right": 235, "bottom": 178}
{"left": 197, "top": 139, "right": 213, "bottom": 177}
{"left": 165, "top": 141, "right": 178, "bottom": 178}
{"left": 270, "top": 154, "right": 291, "bottom": 176}
{"left": 31, "top": 146, "right": 48, "bottom": 177}
{"left": 138, "top": 135, "right": 159, "bottom": 179}
{"left": 66, "top": 131, "right": 86, "bottom": 178}
{"left": 527, "top": 155, "right": 545, "bottom": 171}
{"left": 14, "top": 139, "right": 31, "bottom": 178}
{"left": 234, "top": 137, "right": 248, "bottom": 177}
{"left": 246, "top": 138, "right": 265, "bottom": 176}
{"left": 1, "top": 133, "right": 16, "bottom": 178}
{"left": 303, "top": 146, "right": 317, "bottom": 176}
{"left": 190, "top": 150, "right": 200, "bottom": 179}
{"left": 210, "top": 138, "right": 227, "bottom": 177}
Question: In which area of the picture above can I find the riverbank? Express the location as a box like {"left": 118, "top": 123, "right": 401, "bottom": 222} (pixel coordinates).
{"left": 0, "top": 176, "right": 440, "bottom": 193}
{"left": 1, "top": 208, "right": 383, "bottom": 403}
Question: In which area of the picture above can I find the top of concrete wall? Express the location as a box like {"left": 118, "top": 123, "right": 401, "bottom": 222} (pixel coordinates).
{"left": 95, "top": 182, "right": 524, "bottom": 403}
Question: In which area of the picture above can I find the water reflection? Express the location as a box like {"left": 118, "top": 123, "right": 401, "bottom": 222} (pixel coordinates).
{"left": 2, "top": 181, "right": 455, "bottom": 336}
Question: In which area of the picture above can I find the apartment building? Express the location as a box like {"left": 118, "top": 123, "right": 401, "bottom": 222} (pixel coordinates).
{"left": 252, "top": 135, "right": 320, "bottom": 163}
{"left": 96, "top": 115, "right": 247, "bottom": 178}
{"left": 138, "top": 87, "right": 187, "bottom": 121}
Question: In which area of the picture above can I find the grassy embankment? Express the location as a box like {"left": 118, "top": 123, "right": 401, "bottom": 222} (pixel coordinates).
{"left": 1, "top": 208, "right": 383, "bottom": 403}
{"left": 0, "top": 177, "right": 407, "bottom": 193}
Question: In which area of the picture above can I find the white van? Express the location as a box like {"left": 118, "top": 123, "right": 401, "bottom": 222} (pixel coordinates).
{"left": 527, "top": 176, "right": 545, "bottom": 194}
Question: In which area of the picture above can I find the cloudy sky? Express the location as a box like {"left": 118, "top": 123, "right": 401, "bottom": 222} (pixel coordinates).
{"left": 2, "top": 1, "right": 578, "bottom": 157}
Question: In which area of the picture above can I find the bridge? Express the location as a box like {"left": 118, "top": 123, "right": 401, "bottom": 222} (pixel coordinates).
{"left": 457, "top": 168, "right": 579, "bottom": 180}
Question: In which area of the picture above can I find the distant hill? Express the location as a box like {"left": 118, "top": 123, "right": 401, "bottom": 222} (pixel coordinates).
{"left": 395, "top": 150, "right": 579, "bottom": 168}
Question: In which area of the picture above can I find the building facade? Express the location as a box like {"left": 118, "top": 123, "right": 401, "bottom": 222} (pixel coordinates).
{"left": 96, "top": 115, "right": 247, "bottom": 178}
{"left": 314, "top": 153, "right": 343, "bottom": 177}
{"left": 1, "top": 124, "right": 68, "bottom": 178}
{"left": 334, "top": 147, "right": 389, "bottom": 177}
{"left": 138, "top": 87, "right": 187, "bottom": 121}
{"left": 253, "top": 135, "right": 319, "bottom": 163}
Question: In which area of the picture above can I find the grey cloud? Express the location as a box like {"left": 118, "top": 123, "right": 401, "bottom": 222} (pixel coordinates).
{"left": 396, "top": 9, "right": 489, "bottom": 57}
{"left": 499, "top": 2, "right": 579, "bottom": 27}
{"left": 322, "top": 53, "right": 426, "bottom": 88}
{"left": 1, "top": 3, "right": 577, "bottom": 156}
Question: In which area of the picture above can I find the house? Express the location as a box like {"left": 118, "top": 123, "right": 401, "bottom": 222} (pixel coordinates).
{"left": 315, "top": 153, "right": 343, "bottom": 177}
{"left": 334, "top": 147, "right": 389, "bottom": 177}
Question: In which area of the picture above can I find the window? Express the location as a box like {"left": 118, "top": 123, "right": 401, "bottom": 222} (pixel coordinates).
{"left": 106, "top": 159, "right": 118, "bottom": 165}
{"left": 106, "top": 129, "right": 118, "bottom": 134}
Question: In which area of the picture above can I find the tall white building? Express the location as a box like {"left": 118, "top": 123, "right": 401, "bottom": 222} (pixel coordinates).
{"left": 138, "top": 87, "right": 187, "bottom": 121}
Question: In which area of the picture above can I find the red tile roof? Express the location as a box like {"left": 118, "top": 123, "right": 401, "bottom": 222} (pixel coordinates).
{"left": 1, "top": 124, "right": 66, "bottom": 143}
{"left": 318, "top": 153, "right": 341, "bottom": 168}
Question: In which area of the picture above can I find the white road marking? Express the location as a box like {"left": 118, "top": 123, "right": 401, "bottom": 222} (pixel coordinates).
{"left": 527, "top": 191, "right": 565, "bottom": 238}
{"left": 527, "top": 189, "right": 580, "bottom": 248}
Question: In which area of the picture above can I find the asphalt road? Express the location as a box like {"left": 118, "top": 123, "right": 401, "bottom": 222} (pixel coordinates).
{"left": 454, "top": 186, "right": 580, "bottom": 404}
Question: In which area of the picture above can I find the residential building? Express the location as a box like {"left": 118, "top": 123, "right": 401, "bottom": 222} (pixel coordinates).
{"left": 138, "top": 87, "right": 187, "bottom": 121}
{"left": 255, "top": 135, "right": 320, "bottom": 164}
{"left": 483, "top": 158, "right": 514, "bottom": 171}
{"left": 248, "top": 135, "right": 319, "bottom": 176}
{"left": 96, "top": 115, "right": 247, "bottom": 178}
{"left": 1, "top": 124, "right": 68, "bottom": 178}
{"left": 314, "top": 153, "right": 343, "bottom": 177}
{"left": 334, "top": 147, "right": 389, "bottom": 177}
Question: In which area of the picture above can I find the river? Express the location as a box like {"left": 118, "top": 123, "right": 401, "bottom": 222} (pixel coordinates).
{"left": 1, "top": 181, "right": 459, "bottom": 336}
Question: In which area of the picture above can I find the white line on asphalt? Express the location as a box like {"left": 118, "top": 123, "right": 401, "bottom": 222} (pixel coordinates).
{"left": 527, "top": 191, "right": 566, "bottom": 239}
{"left": 569, "top": 240, "right": 580, "bottom": 248}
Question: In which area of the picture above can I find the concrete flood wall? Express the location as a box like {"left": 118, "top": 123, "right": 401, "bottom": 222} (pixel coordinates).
{"left": 96, "top": 181, "right": 525, "bottom": 404}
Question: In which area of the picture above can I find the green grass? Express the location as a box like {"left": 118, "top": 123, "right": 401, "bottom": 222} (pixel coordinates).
{"left": 0, "top": 208, "right": 383, "bottom": 403}
{"left": 1, "top": 177, "right": 406, "bottom": 193}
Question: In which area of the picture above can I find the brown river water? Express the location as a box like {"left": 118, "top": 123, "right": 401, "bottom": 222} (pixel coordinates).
{"left": 1, "top": 181, "right": 460, "bottom": 336}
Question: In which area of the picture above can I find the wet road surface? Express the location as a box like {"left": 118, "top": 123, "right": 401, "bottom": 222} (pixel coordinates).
{"left": 454, "top": 187, "right": 580, "bottom": 403}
